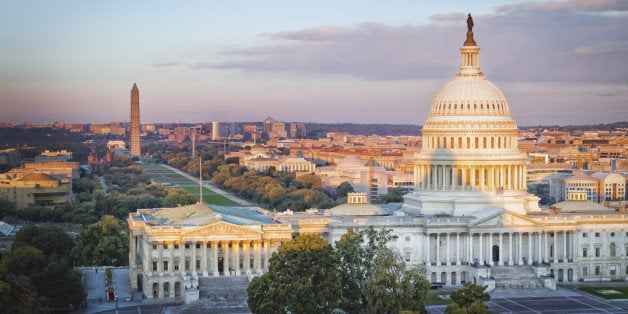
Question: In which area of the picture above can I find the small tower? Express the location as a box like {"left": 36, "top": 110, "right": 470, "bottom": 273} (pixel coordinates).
{"left": 130, "top": 83, "right": 141, "bottom": 157}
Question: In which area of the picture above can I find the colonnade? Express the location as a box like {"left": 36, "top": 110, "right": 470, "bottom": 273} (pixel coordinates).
{"left": 424, "top": 231, "right": 574, "bottom": 266}
{"left": 415, "top": 163, "right": 526, "bottom": 191}
{"left": 143, "top": 239, "right": 280, "bottom": 278}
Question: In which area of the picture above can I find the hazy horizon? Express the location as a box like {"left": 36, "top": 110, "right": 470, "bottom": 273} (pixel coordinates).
{"left": 1, "top": 1, "right": 627, "bottom": 125}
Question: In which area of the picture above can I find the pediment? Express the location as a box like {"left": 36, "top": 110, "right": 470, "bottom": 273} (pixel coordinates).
{"left": 473, "top": 211, "right": 537, "bottom": 228}
{"left": 183, "top": 221, "right": 262, "bottom": 237}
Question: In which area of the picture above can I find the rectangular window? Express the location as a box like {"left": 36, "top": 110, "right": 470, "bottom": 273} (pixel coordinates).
{"left": 595, "top": 232, "right": 600, "bottom": 237}
{"left": 582, "top": 233, "right": 587, "bottom": 238}
{"left": 185, "top": 244, "right": 190, "bottom": 249}
{"left": 405, "top": 252, "right": 411, "bottom": 261}
{"left": 405, "top": 236, "right": 411, "bottom": 241}
{"left": 595, "top": 265, "right": 601, "bottom": 276}
{"left": 582, "top": 248, "right": 588, "bottom": 257}
{"left": 174, "top": 244, "right": 179, "bottom": 249}
{"left": 152, "top": 261, "right": 157, "bottom": 271}
{"left": 163, "top": 244, "right": 168, "bottom": 249}
{"left": 582, "top": 266, "right": 588, "bottom": 276}
{"left": 163, "top": 261, "right": 168, "bottom": 271}
{"left": 185, "top": 260, "right": 190, "bottom": 271}
{"left": 595, "top": 247, "right": 600, "bottom": 257}
{"left": 152, "top": 244, "right": 157, "bottom": 250}
{"left": 196, "top": 243, "right": 201, "bottom": 249}
{"left": 174, "top": 264, "right": 179, "bottom": 271}
{"left": 196, "top": 259, "right": 200, "bottom": 269}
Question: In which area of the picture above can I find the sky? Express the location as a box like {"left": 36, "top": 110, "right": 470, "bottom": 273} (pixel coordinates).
{"left": 1, "top": 0, "right": 627, "bottom": 126}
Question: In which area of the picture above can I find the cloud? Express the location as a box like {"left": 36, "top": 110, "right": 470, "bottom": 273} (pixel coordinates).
{"left": 190, "top": 5, "right": 628, "bottom": 84}
{"left": 496, "top": 0, "right": 628, "bottom": 14}
{"left": 267, "top": 26, "right": 354, "bottom": 41}
{"left": 428, "top": 12, "right": 467, "bottom": 23}
{"left": 152, "top": 62, "right": 180, "bottom": 67}
{"left": 574, "top": 41, "right": 628, "bottom": 54}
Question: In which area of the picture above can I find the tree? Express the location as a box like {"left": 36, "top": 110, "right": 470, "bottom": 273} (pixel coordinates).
{"left": 336, "top": 181, "right": 355, "bottom": 198}
{"left": 13, "top": 225, "right": 74, "bottom": 259}
{"left": 72, "top": 215, "right": 129, "bottom": 266}
{"left": 363, "top": 248, "right": 429, "bottom": 313}
{"left": 334, "top": 227, "right": 429, "bottom": 313}
{"left": 248, "top": 235, "right": 341, "bottom": 314}
{"left": 0, "top": 247, "right": 46, "bottom": 277}
{"left": 0, "top": 270, "right": 48, "bottom": 314}
{"left": 445, "top": 282, "right": 491, "bottom": 314}
{"left": 33, "top": 260, "right": 84, "bottom": 311}
{"left": 294, "top": 173, "right": 323, "bottom": 190}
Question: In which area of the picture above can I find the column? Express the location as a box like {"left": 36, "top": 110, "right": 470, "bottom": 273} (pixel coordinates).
{"left": 488, "top": 233, "right": 493, "bottom": 266}
{"left": 563, "top": 231, "right": 568, "bottom": 262}
{"left": 527, "top": 233, "right": 532, "bottom": 265}
{"left": 264, "top": 240, "right": 271, "bottom": 271}
{"left": 436, "top": 233, "right": 441, "bottom": 265}
{"left": 508, "top": 232, "right": 513, "bottom": 265}
{"left": 432, "top": 165, "right": 437, "bottom": 190}
{"left": 452, "top": 166, "right": 458, "bottom": 191}
{"left": 461, "top": 167, "right": 466, "bottom": 191}
{"left": 255, "top": 240, "right": 262, "bottom": 273}
{"left": 169, "top": 242, "right": 174, "bottom": 275}
{"left": 234, "top": 241, "right": 241, "bottom": 275}
{"left": 478, "top": 233, "right": 483, "bottom": 265}
{"left": 498, "top": 233, "right": 504, "bottom": 266}
{"left": 545, "top": 232, "right": 550, "bottom": 263}
{"left": 517, "top": 233, "right": 523, "bottom": 265}
{"left": 480, "top": 166, "right": 485, "bottom": 190}
{"left": 191, "top": 242, "right": 197, "bottom": 276}
{"left": 489, "top": 166, "right": 494, "bottom": 190}
{"left": 130, "top": 235, "right": 136, "bottom": 268}
{"left": 179, "top": 242, "right": 185, "bottom": 276}
{"left": 456, "top": 233, "right": 461, "bottom": 265}
{"left": 212, "top": 241, "right": 219, "bottom": 276}
{"left": 426, "top": 234, "right": 430, "bottom": 265}
{"left": 446, "top": 233, "right": 451, "bottom": 266}
{"left": 553, "top": 232, "right": 558, "bottom": 263}
{"left": 441, "top": 165, "right": 447, "bottom": 190}
{"left": 202, "top": 241, "right": 208, "bottom": 276}
{"left": 158, "top": 242, "right": 164, "bottom": 274}
{"left": 224, "top": 241, "right": 230, "bottom": 276}
{"left": 468, "top": 233, "right": 473, "bottom": 264}
{"left": 470, "top": 167, "right": 476, "bottom": 189}
{"left": 537, "top": 232, "right": 543, "bottom": 264}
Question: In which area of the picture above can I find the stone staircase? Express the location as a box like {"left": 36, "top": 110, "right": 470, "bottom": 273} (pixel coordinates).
{"left": 491, "top": 265, "right": 548, "bottom": 293}
{"left": 198, "top": 276, "right": 251, "bottom": 313}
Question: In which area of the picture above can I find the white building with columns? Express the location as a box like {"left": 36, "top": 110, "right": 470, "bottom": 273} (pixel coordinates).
{"left": 129, "top": 16, "right": 627, "bottom": 304}
{"left": 128, "top": 203, "right": 292, "bottom": 303}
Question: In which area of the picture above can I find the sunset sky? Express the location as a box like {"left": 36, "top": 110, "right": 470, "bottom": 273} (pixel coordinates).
{"left": 1, "top": 0, "right": 627, "bottom": 125}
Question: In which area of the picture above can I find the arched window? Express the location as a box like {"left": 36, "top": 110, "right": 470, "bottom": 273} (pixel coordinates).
{"left": 458, "top": 137, "right": 462, "bottom": 148}
{"left": 610, "top": 243, "right": 617, "bottom": 257}
{"left": 483, "top": 137, "right": 487, "bottom": 149}
{"left": 466, "top": 137, "right": 470, "bottom": 149}
{"left": 474, "top": 137, "right": 479, "bottom": 149}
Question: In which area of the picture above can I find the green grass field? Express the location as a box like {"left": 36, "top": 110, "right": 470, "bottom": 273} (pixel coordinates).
{"left": 140, "top": 162, "right": 236, "bottom": 206}
{"left": 579, "top": 286, "right": 628, "bottom": 299}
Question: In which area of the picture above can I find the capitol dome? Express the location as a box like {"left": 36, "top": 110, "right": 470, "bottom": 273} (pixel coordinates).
{"left": 402, "top": 14, "right": 540, "bottom": 217}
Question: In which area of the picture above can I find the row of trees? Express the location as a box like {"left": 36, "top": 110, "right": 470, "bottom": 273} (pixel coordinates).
{"left": 248, "top": 228, "right": 431, "bottom": 313}
{"left": 248, "top": 227, "right": 491, "bottom": 314}
{"left": 0, "top": 225, "right": 84, "bottom": 312}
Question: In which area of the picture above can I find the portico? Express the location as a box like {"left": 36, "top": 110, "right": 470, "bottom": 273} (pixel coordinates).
{"left": 128, "top": 203, "right": 292, "bottom": 303}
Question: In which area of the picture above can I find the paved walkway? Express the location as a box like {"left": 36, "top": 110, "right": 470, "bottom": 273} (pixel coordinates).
{"left": 159, "top": 164, "right": 252, "bottom": 206}
{"left": 428, "top": 285, "right": 628, "bottom": 313}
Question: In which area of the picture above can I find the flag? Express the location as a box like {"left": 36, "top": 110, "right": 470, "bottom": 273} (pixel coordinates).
{"left": 496, "top": 186, "right": 504, "bottom": 196}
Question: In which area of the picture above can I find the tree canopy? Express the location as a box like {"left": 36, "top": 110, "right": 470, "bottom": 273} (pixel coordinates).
{"left": 248, "top": 235, "right": 342, "bottom": 314}
{"left": 445, "top": 282, "right": 491, "bottom": 314}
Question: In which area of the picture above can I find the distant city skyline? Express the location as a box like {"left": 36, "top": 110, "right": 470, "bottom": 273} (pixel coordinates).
{"left": 1, "top": 1, "right": 627, "bottom": 126}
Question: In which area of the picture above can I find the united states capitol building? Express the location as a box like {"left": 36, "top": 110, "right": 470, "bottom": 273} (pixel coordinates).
{"left": 128, "top": 17, "right": 627, "bottom": 304}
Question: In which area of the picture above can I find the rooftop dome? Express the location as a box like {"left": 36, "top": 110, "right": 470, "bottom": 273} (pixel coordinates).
{"left": 19, "top": 173, "right": 56, "bottom": 182}
{"left": 337, "top": 156, "right": 363, "bottom": 167}
{"left": 428, "top": 78, "right": 512, "bottom": 119}
{"left": 325, "top": 193, "right": 387, "bottom": 216}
